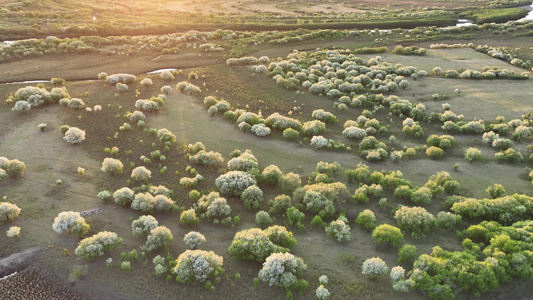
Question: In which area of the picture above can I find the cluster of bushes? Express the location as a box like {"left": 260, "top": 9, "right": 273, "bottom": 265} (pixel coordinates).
{"left": 0, "top": 157, "right": 26, "bottom": 179}
{"left": 448, "top": 193, "right": 533, "bottom": 224}
{"left": 293, "top": 182, "right": 348, "bottom": 219}
{"left": 228, "top": 226, "right": 296, "bottom": 261}
{"left": 408, "top": 219, "right": 533, "bottom": 299}
{"left": 75, "top": 231, "right": 122, "bottom": 260}
{"left": 9, "top": 85, "right": 71, "bottom": 112}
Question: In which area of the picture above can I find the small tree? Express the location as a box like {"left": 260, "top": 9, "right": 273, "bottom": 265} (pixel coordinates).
{"left": 131, "top": 166, "right": 152, "bottom": 182}
{"left": 0, "top": 202, "right": 21, "bottom": 222}
{"left": 183, "top": 231, "right": 206, "bottom": 249}
{"left": 63, "top": 127, "right": 86, "bottom": 144}
{"left": 145, "top": 226, "right": 173, "bottom": 252}
{"left": 241, "top": 185, "right": 263, "bottom": 210}
{"left": 101, "top": 158, "right": 123, "bottom": 175}
{"left": 361, "top": 257, "right": 388, "bottom": 279}
{"left": 464, "top": 147, "right": 482, "bottom": 163}
{"left": 255, "top": 210, "right": 272, "bottom": 227}
{"left": 372, "top": 224, "right": 403, "bottom": 247}
{"left": 75, "top": 231, "right": 122, "bottom": 260}
{"left": 394, "top": 206, "right": 436, "bottom": 238}
{"left": 325, "top": 218, "right": 351, "bottom": 242}
{"left": 52, "top": 211, "right": 90, "bottom": 237}
{"left": 131, "top": 215, "right": 158, "bottom": 237}
{"left": 398, "top": 244, "right": 417, "bottom": 264}
{"left": 258, "top": 252, "right": 307, "bottom": 288}
{"left": 4, "top": 159, "right": 26, "bottom": 178}
{"left": 486, "top": 183, "right": 505, "bottom": 198}
{"left": 174, "top": 250, "right": 224, "bottom": 283}
{"left": 113, "top": 187, "right": 134, "bottom": 205}
{"left": 355, "top": 209, "right": 376, "bottom": 230}
{"left": 180, "top": 208, "right": 199, "bottom": 225}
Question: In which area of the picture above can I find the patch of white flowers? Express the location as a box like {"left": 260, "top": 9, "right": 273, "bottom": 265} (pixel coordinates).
{"left": 6, "top": 226, "right": 20, "bottom": 238}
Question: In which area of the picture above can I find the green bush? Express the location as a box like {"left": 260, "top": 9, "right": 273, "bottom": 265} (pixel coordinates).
{"left": 398, "top": 244, "right": 417, "bottom": 264}
{"left": 372, "top": 224, "right": 403, "bottom": 247}
{"left": 355, "top": 209, "right": 376, "bottom": 230}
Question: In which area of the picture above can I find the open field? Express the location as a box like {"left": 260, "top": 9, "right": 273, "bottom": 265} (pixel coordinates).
{"left": 1, "top": 1, "right": 533, "bottom": 300}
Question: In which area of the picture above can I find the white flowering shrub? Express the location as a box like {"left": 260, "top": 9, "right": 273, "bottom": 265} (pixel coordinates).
{"left": 325, "top": 219, "right": 351, "bottom": 242}
{"left": 12, "top": 100, "right": 32, "bottom": 111}
{"left": 251, "top": 123, "right": 271, "bottom": 137}
{"left": 361, "top": 257, "right": 388, "bottom": 278}
{"left": 241, "top": 185, "right": 263, "bottom": 210}
{"left": 342, "top": 126, "right": 367, "bottom": 139}
{"left": 131, "top": 166, "right": 152, "bottom": 182}
{"left": 394, "top": 206, "right": 436, "bottom": 238}
{"left": 135, "top": 99, "right": 159, "bottom": 111}
{"left": 157, "top": 128, "right": 176, "bottom": 144}
{"left": 390, "top": 266, "right": 406, "bottom": 281}
{"left": 145, "top": 226, "right": 173, "bottom": 252}
{"left": 316, "top": 285, "right": 330, "bottom": 300}
{"left": 131, "top": 215, "right": 158, "bottom": 237}
{"left": 75, "top": 231, "right": 122, "bottom": 260}
{"left": 113, "top": 187, "right": 135, "bottom": 205}
{"left": 312, "top": 109, "right": 337, "bottom": 123}
{"left": 128, "top": 111, "right": 146, "bottom": 122}
{"left": 52, "top": 211, "right": 90, "bottom": 237}
{"left": 14, "top": 86, "right": 48, "bottom": 105}
{"left": 160, "top": 85, "right": 172, "bottom": 95}
{"left": 139, "top": 78, "right": 153, "bottom": 87}
{"left": 183, "top": 231, "right": 206, "bottom": 249}
{"left": 7, "top": 226, "right": 20, "bottom": 238}
{"left": 264, "top": 113, "right": 302, "bottom": 131}
{"left": 160, "top": 71, "right": 175, "bottom": 81}
{"left": 68, "top": 98, "right": 85, "bottom": 109}
{"left": 174, "top": 249, "right": 224, "bottom": 283}
{"left": 154, "top": 195, "right": 174, "bottom": 211}
{"left": 63, "top": 127, "right": 85, "bottom": 144}
{"left": 206, "top": 197, "right": 231, "bottom": 218}
{"left": 464, "top": 147, "right": 482, "bottom": 162}
{"left": 258, "top": 252, "right": 307, "bottom": 288}
{"left": 0, "top": 169, "right": 7, "bottom": 181}
{"left": 215, "top": 170, "right": 257, "bottom": 197}
{"left": 228, "top": 227, "right": 296, "bottom": 262}
{"left": 101, "top": 158, "right": 123, "bottom": 174}
{"left": 106, "top": 74, "right": 136, "bottom": 84}
{"left": 131, "top": 193, "right": 155, "bottom": 212}
{"left": 189, "top": 150, "right": 224, "bottom": 166}
{"left": 227, "top": 150, "right": 258, "bottom": 171}
{"left": 301, "top": 120, "right": 326, "bottom": 136}
{"left": 319, "top": 275, "right": 328, "bottom": 285}
{"left": 280, "top": 172, "right": 302, "bottom": 191}
{"left": 0, "top": 202, "right": 21, "bottom": 222}
{"left": 176, "top": 81, "right": 202, "bottom": 94}
{"left": 310, "top": 135, "right": 328, "bottom": 149}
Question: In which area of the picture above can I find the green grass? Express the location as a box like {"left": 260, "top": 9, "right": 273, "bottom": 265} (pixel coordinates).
{"left": 459, "top": 8, "right": 530, "bottom": 24}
